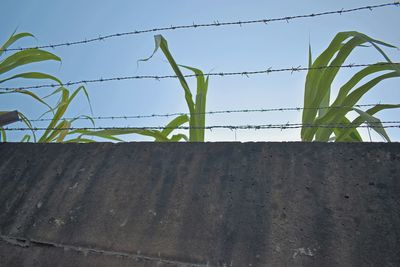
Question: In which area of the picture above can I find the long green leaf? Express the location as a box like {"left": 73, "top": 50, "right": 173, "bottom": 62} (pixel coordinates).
{"left": 140, "top": 35, "right": 197, "bottom": 139}
{"left": 38, "top": 88, "right": 69, "bottom": 142}
{"left": 169, "top": 133, "right": 189, "bottom": 142}
{"left": 333, "top": 117, "right": 363, "bottom": 142}
{"left": 0, "top": 32, "right": 34, "bottom": 58}
{"left": 302, "top": 31, "right": 398, "bottom": 141}
{"left": 336, "top": 104, "right": 400, "bottom": 141}
{"left": 0, "top": 48, "right": 61, "bottom": 74}
{"left": 309, "top": 71, "right": 399, "bottom": 141}
{"left": 161, "top": 114, "right": 189, "bottom": 137}
{"left": 352, "top": 108, "right": 391, "bottom": 142}
{"left": 20, "top": 134, "right": 31, "bottom": 142}
{"left": 0, "top": 71, "right": 62, "bottom": 85}
{"left": 18, "top": 111, "right": 37, "bottom": 142}
{"left": 0, "top": 127, "right": 6, "bottom": 142}
{"left": 181, "top": 65, "right": 209, "bottom": 142}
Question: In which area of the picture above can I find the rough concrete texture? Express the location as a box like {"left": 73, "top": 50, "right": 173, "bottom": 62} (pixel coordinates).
{"left": 0, "top": 142, "right": 399, "bottom": 267}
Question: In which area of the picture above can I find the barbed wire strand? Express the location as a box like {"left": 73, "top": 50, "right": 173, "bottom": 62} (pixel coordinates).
{"left": 4, "top": 121, "right": 400, "bottom": 132}
{"left": 27, "top": 103, "right": 398, "bottom": 122}
{"left": 1, "top": 2, "right": 399, "bottom": 52}
{"left": 1, "top": 62, "right": 399, "bottom": 91}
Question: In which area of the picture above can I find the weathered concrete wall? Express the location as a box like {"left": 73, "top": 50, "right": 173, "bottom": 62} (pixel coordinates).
{"left": 0, "top": 142, "right": 399, "bottom": 267}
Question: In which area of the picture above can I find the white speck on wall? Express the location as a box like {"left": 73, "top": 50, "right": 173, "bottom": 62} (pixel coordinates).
{"left": 292, "top": 247, "right": 316, "bottom": 258}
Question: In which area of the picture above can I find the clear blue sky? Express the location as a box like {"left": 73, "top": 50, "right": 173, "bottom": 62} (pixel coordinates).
{"left": 1, "top": 0, "right": 399, "bottom": 142}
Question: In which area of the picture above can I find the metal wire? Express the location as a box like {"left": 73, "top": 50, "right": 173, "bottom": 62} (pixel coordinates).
{"left": 27, "top": 103, "right": 397, "bottom": 122}
{"left": 4, "top": 121, "right": 400, "bottom": 132}
{"left": 1, "top": 2, "right": 398, "bottom": 52}
{"left": 1, "top": 62, "right": 398, "bottom": 91}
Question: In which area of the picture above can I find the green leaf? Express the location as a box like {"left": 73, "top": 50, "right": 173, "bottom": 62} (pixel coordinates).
{"left": 0, "top": 127, "right": 6, "bottom": 142}
{"left": 181, "top": 65, "right": 209, "bottom": 142}
{"left": 0, "top": 48, "right": 61, "bottom": 75}
{"left": 140, "top": 35, "right": 196, "bottom": 133}
{"left": 20, "top": 134, "right": 31, "bottom": 142}
{"left": 64, "top": 137, "right": 96, "bottom": 143}
{"left": 161, "top": 114, "right": 189, "bottom": 137}
{"left": 0, "top": 32, "right": 34, "bottom": 58}
{"left": 18, "top": 111, "right": 36, "bottom": 142}
{"left": 139, "top": 35, "right": 209, "bottom": 142}
{"left": 336, "top": 104, "right": 400, "bottom": 141}
{"left": 0, "top": 71, "right": 62, "bottom": 85}
{"left": 333, "top": 117, "right": 363, "bottom": 142}
{"left": 56, "top": 120, "right": 72, "bottom": 142}
{"left": 38, "top": 88, "right": 69, "bottom": 142}
{"left": 2, "top": 89, "right": 54, "bottom": 112}
{"left": 302, "top": 31, "right": 399, "bottom": 142}
{"left": 169, "top": 133, "right": 189, "bottom": 142}
{"left": 71, "top": 128, "right": 168, "bottom": 142}
{"left": 352, "top": 108, "right": 391, "bottom": 142}
{"left": 311, "top": 71, "right": 399, "bottom": 141}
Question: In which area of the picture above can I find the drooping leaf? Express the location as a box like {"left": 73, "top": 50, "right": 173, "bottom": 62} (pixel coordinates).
{"left": 336, "top": 104, "right": 400, "bottom": 141}
{"left": 160, "top": 114, "right": 189, "bottom": 137}
{"left": 302, "top": 31, "right": 399, "bottom": 142}
{"left": 0, "top": 48, "right": 61, "bottom": 74}
{"left": 352, "top": 108, "right": 391, "bottom": 142}
{"left": 18, "top": 111, "right": 37, "bottom": 142}
{"left": 169, "top": 133, "right": 189, "bottom": 142}
{"left": 140, "top": 35, "right": 197, "bottom": 140}
{"left": 0, "top": 71, "right": 62, "bottom": 85}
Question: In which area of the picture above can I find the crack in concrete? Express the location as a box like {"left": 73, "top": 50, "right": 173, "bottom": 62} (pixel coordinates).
{"left": 0, "top": 234, "right": 211, "bottom": 267}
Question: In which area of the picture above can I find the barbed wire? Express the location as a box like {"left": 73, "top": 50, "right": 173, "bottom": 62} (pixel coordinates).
{"left": 27, "top": 103, "right": 397, "bottom": 122}
{"left": 1, "top": 2, "right": 398, "bottom": 53}
{"left": 4, "top": 121, "right": 400, "bottom": 132}
{"left": 1, "top": 62, "right": 399, "bottom": 92}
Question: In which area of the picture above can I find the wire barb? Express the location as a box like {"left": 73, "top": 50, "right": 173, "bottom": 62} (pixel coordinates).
{"left": 4, "top": 121, "right": 400, "bottom": 132}
{"left": 24, "top": 103, "right": 400, "bottom": 122}
{"left": 0, "top": 2, "right": 397, "bottom": 52}
{"left": 1, "top": 62, "right": 398, "bottom": 92}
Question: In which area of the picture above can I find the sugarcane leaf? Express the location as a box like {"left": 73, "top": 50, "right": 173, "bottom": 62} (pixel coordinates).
{"left": 302, "top": 31, "right": 398, "bottom": 141}
{"left": 64, "top": 137, "right": 96, "bottom": 143}
{"left": 20, "top": 134, "right": 31, "bottom": 142}
{"left": 309, "top": 71, "right": 399, "bottom": 141}
{"left": 0, "top": 127, "right": 6, "bottom": 142}
{"left": 180, "top": 65, "right": 209, "bottom": 142}
{"left": 70, "top": 115, "right": 95, "bottom": 127}
{"left": 38, "top": 88, "right": 69, "bottom": 142}
{"left": 45, "top": 120, "right": 69, "bottom": 142}
{"left": 139, "top": 35, "right": 196, "bottom": 139}
{"left": 8, "top": 89, "right": 53, "bottom": 111}
{"left": 0, "top": 32, "right": 34, "bottom": 57}
{"left": 161, "top": 114, "right": 189, "bottom": 137}
{"left": 69, "top": 128, "right": 168, "bottom": 142}
{"left": 352, "top": 108, "right": 391, "bottom": 142}
{"left": 55, "top": 120, "right": 72, "bottom": 142}
{"left": 169, "top": 133, "right": 189, "bottom": 142}
{"left": 333, "top": 63, "right": 399, "bottom": 107}
{"left": 0, "top": 48, "right": 61, "bottom": 74}
{"left": 18, "top": 111, "right": 36, "bottom": 142}
{"left": 336, "top": 104, "right": 400, "bottom": 141}
{"left": 0, "top": 71, "right": 62, "bottom": 85}
{"left": 333, "top": 116, "right": 363, "bottom": 142}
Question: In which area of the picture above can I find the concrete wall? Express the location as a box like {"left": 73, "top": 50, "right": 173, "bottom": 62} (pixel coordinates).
{"left": 0, "top": 142, "right": 399, "bottom": 267}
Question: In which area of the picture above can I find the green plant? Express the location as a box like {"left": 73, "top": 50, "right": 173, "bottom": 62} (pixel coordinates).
{"left": 0, "top": 31, "right": 137, "bottom": 143}
{"left": 139, "top": 35, "right": 209, "bottom": 142}
{"left": 302, "top": 31, "right": 400, "bottom": 142}
{"left": 0, "top": 31, "right": 65, "bottom": 141}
